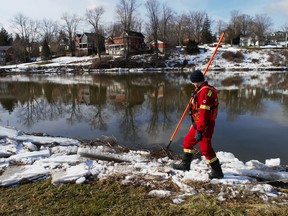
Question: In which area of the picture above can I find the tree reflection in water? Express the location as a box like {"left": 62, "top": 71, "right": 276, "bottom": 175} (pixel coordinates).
{"left": 0, "top": 72, "right": 288, "bottom": 163}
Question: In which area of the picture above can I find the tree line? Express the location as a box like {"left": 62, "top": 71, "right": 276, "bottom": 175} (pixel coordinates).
{"left": 0, "top": 0, "right": 287, "bottom": 63}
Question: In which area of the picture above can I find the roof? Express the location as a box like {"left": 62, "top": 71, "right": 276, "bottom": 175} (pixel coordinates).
{"left": 113, "top": 30, "right": 144, "bottom": 38}
{"left": 125, "top": 30, "right": 144, "bottom": 38}
{"left": 0, "top": 46, "right": 13, "bottom": 51}
{"left": 150, "top": 40, "right": 164, "bottom": 44}
{"left": 113, "top": 32, "right": 123, "bottom": 38}
{"left": 83, "top": 32, "right": 95, "bottom": 37}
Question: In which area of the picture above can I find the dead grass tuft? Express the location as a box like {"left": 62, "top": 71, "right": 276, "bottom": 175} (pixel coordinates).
{"left": 222, "top": 51, "right": 244, "bottom": 63}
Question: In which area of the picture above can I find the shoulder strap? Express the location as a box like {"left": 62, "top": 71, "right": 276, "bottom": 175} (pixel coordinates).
{"left": 197, "top": 85, "right": 218, "bottom": 109}
{"left": 197, "top": 85, "right": 217, "bottom": 94}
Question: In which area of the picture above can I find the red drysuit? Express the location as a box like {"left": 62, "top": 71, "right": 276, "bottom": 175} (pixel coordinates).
{"left": 183, "top": 81, "right": 219, "bottom": 163}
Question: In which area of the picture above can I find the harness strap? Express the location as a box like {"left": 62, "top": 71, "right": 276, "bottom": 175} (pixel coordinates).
{"left": 196, "top": 85, "right": 218, "bottom": 110}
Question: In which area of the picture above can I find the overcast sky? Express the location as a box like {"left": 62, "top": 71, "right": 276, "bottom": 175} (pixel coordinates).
{"left": 0, "top": 0, "right": 287, "bottom": 33}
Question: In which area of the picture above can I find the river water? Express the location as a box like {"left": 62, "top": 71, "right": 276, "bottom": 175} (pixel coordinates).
{"left": 1, "top": 71, "right": 288, "bottom": 164}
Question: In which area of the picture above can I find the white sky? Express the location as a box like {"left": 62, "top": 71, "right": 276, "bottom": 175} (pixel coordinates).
{"left": 0, "top": 0, "right": 288, "bottom": 33}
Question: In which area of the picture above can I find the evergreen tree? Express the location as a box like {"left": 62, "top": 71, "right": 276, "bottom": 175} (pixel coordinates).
{"left": 201, "top": 16, "right": 213, "bottom": 44}
{"left": 0, "top": 27, "right": 13, "bottom": 46}
{"left": 185, "top": 39, "right": 199, "bottom": 55}
{"left": 42, "top": 39, "right": 51, "bottom": 60}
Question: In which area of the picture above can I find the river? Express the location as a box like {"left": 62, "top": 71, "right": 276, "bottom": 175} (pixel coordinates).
{"left": 0, "top": 71, "right": 288, "bottom": 164}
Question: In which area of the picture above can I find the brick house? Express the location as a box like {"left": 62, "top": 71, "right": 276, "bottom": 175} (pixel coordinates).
{"left": 105, "top": 30, "right": 145, "bottom": 55}
{"left": 150, "top": 40, "right": 165, "bottom": 53}
{"left": 0, "top": 46, "right": 14, "bottom": 65}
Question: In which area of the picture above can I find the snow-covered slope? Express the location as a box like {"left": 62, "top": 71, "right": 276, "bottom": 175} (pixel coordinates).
{"left": 1, "top": 47, "right": 287, "bottom": 73}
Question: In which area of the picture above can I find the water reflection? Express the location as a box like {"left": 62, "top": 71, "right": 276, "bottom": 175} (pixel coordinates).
{"left": 219, "top": 88, "right": 266, "bottom": 121}
{"left": 0, "top": 72, "right": 288, "bottom": 164}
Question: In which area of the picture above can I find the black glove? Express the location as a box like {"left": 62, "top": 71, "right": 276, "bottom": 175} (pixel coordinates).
{"left": 194, "top": 130, "right": 203, "bottom": 142}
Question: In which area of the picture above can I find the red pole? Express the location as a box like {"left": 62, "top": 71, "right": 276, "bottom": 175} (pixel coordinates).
{"left": 203, "top": 32, "right": 225, "bottom": 75}
{"left": 167, "top": 32, "right": 225, "bottom": 149}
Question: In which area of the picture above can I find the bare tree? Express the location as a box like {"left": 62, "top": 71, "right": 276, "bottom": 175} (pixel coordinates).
{"left": 174, "top": 14, "right": 187, "bottom": 46}
{"left": 252, "top": 14, "right": 273, "bottom": 46}
{"left": 10, "top": 13, "right": 40, "bottom": 62}
{"left": 115, "top": 0, "right": 139, "bottom": 31}
{"left": 188, "top": 11, "right": 207, "bottom": 43}
{"left": 61, "top": 12, "right": 81, "bottom": 56}
{"left": 40, "top": 19, "right": 59, "bottom": 43}
{"left": 225, "top": 10, "right": 272, "bottom": 45}
{"left": 239, "top": 14, "right": 254, "bottom": 37}
{"left": 105, "top": 22, "right": 122, "bottom": 38}
{"left": 281, "top": 23, "right": 288, "bottom": 48}
{"left": 85, "top": 6, "right": 105, "bottom": 60}
{"left": 145, "top": 0, "right": 160, "bottom": 61}
{"left": 216, "top": 20, "right": 228, "bottom": 38}
{"left": 225, "top": 10, "right": 259, "bottom": 45}
{"left": 10, "top": 13, "right": 29, "bottom": 40}
{"left": 39, "top": 19, "right": 59, "bottom": 55}
{"left": 159, "top": 4, "right": 174, "bottom": 56}
{"left": 225, "top": 10, "right": 243, "bottom": 45}
{"left": 282, "top": 23, "right": 288, "bottom": 32}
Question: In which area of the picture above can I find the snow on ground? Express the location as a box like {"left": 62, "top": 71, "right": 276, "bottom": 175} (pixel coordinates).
{"left": 0, "top": 125, "right": 288, "bottom": 204}
{"left": 0, "top": 56, "right": 95, "bottom": 73}
{"left": 166, "top": 46, "right": 285, "bottom": 71}
{"left": 1, "top": 46, "right": 287, "bottom": 73}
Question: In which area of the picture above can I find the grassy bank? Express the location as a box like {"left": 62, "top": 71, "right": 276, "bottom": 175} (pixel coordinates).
{"left": 0, "top": 179, "right": 287, "bottom": 216}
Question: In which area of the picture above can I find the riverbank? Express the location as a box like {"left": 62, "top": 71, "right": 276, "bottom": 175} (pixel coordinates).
{"left": 0, "top": 125, "right": 288, "bottom": 205}
{"left": 1, "top": 46, "right": 288, "bottom": 74}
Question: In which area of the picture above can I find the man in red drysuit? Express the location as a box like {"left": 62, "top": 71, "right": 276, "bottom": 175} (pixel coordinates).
{"left": 173, "top": 70, "right": 224, "bottom": 179}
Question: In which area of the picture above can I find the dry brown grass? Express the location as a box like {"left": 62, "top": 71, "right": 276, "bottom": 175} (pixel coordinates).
{"left": 0, "top": 178, "right": 287, "bottom": 216}
{"left": 222, "top": 51, "right": 245, "bottom": 63}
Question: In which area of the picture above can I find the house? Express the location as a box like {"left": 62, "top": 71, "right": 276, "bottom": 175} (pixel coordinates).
{"left": 0, "top": 46, "right": 14, "bottom": 66}
{"left": 105, "top": 30, "right": 145, "bottom": 55}
{"left": 74, "top": 33, "right": 96, "bottom": 56}
{"left": 239, "top": 35, "right": 262, "bottom": 47}
{"left": 149, "top": 40, "right": 166, "bottom": 53}
{"left": 150, "top": 39, "right": 175, "bottom": 54}
{"left": 265, "top": 31, "right": 288, "bottom": 47}
{"left": 240, "top": 31, "right": 288, "bottom": 47}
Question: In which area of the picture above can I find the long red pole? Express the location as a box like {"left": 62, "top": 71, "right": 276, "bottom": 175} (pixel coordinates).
{"left": 167, "top": 32, "right": 225, "bottom": 149}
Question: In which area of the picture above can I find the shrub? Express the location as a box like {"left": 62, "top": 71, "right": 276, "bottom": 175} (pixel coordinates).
{"left": 185, "top": 39, "right": 200, "bottom": 55}
{"left": 91, "top": 56, "right": 113, "bottom": 69}
{"left": 222, "top": 51, "right": 244, "bottom": 63}
{"left": 282, "top": 50, "right": 288, "bottom": 65}
{"left": 268, "top": 51, "right": 284, "bottom": 66}
{"left": 234, "top": 51, "right": 244, "bottom": 63}
{"left": 222, "top": 51, "right": 234, "bottom": 61}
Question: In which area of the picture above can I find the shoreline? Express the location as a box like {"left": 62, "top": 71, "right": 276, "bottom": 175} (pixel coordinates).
{"left": 1, "top": 65, "right": 288, "bottom": 74}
